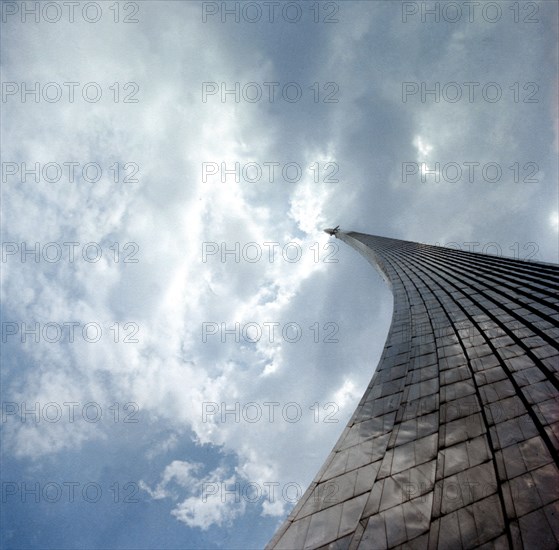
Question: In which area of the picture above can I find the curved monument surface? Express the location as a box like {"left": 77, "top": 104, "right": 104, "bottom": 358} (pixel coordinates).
{"left": 267, "top": 232, "right": 559, "bottom": 549}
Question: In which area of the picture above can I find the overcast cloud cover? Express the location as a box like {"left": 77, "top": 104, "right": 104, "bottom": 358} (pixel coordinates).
{"left": 1, "top": 1, "right": 558, "bottom": 548}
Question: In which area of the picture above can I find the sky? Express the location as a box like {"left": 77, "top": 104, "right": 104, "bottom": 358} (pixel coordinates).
{"left": 1, "top": 1, "right": 558, "bottom": 548}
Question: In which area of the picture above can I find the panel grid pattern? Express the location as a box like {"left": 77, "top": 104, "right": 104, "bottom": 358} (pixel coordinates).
{"left": 267, "top": 232, "right": 559, "bottom": 550}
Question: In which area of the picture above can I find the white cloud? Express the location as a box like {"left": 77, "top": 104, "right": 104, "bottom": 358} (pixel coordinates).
{"left": 140, "top": 461, "right": 246, "bottom": 530}
{"left": 2, "top": 5, "right": 365, "bottom": 530}
{"left": 550, "top": 211, "right": 559, "bottom": 232}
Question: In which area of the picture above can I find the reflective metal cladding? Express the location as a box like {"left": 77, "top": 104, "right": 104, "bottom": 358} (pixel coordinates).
{"left": 267, "top": 232, "right": 559, "bottom": 549}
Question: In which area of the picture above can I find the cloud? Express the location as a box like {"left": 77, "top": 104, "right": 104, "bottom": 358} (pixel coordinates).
{"left": 140, "top": 461, "right": 246, "bottom": 530}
